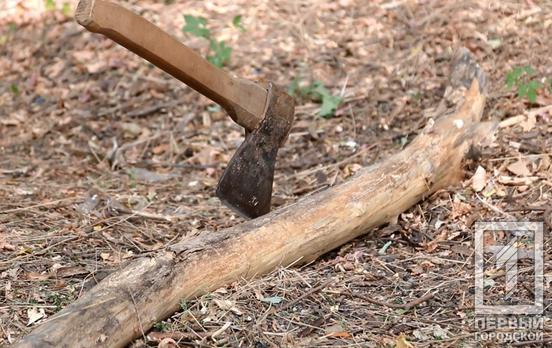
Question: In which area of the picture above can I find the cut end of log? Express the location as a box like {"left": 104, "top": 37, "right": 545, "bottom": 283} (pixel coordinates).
{"left": 75, "top": 0, "right": 95, "bottom": 27}
{"left": 450, "top": 48, "right": 487, "bottom": 95}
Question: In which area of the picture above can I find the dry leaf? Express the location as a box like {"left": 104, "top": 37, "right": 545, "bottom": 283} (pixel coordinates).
{"left": 72, "top": 50, "right": 94, "bottom": 62}
{"left": 152, "top": 143, "right": 170, "bottom": 155}
{"left": 396, "top": 333, "right": 415, "bottom": 348}
{"left": 158, "top": 338, "right": 177, "bottom": 348}
{"left": 450, "top": 199, "right": 471, "bottom": 219}
{"left": 424, "top": 229, "right": 448, "bottom": 253}
{"left": 325, "top": 324, "right": 351, "bottom": 338}
{"left": 507, "top": 159, "right": 532, "bottom": 177}
{"left": 420, "top": 260, "right": 435, "bottom": 270}
{"left": 326, "top": 331, "right": 352, "bottom": 338}
{"left": 520, "top": 113, "right": 536, "bottom": 132}
{"left": 0, "top": 238, "right": 15, "bottom": 251}
{"left": 471, "top": 165, "right": 487, "bottom": 192}
{"left": 538, "top": 155, "right": 550, "bottom": 172}
{"left": 44, "top": 59, "right": 65, "bottom": 79}
{"left": 27, "top": 307, "right": 45, "bottom": 326}
{"left": 86, "top": 60, "right": 108, "bottom": 74}
{"left": 25, "top": 272, "right": 50, "bottom": 281}
{"left": 213, "top": 299, "right": 243, "bottom": 316}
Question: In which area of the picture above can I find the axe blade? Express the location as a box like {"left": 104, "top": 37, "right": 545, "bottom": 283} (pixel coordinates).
{"left": 216, "top": 83, "right": 294, "bottom": 219}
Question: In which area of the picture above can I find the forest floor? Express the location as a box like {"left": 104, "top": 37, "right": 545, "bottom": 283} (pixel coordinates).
{"left": 1, "top": 0, "right": 551, "bottom": 347}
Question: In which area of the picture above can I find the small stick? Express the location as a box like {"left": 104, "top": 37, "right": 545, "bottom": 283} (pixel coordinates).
{"left": 275, "top": 278, "right": 334, "bottom": 313}
{"left": 351, "top": 291, "right": 437, "bottom": 310}
{"left": 0, "top": 198, "right": 78, "bottom": 214}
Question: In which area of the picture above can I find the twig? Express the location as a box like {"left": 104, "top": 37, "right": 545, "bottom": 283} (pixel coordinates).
{"left": 476, "top": 194, "right": 515, "bottom": 219}
{"left": 352, "top": 290, "right": 436, "bottom": 310}
{"left": 127, "top": 100, "right": 180, "bottom": 118}
{"left": 113, "top": 206, "right": 185, "bottom": 222}
{"left": 0, "top": 197, "right": 78, "bottom": 214}
{"left": 275, "top": 278, "right": 334, "bottom": 313}
{"left": 285, "top": 143, "right": 377, "bottom": 180}
{"left": 511, "top": 337, "right": 552, "bottom": 346}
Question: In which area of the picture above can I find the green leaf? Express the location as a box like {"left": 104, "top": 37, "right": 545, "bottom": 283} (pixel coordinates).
{"left": 311, "top": 81, "right": 342, "bottom": 117}
{"left": 505, "top": 70, "right": 518, "bottom": 89}
{"left": 288, "top": 77, "right": 300, "bottom": 96}
{"left": 522, "top": 65, "right": 534, "bottom": 75}
{"left": 517, "top": 83, "right": 529, "bottom": 99}
{"left": 153, "top": 322, "right": 168, "bottom": 332}
{"left": 506, "top": 67, "right": 523, "bottom": 89}
{"left": 505, "top": 65, "right": 535, "bottom": 89}
{"left": 289, "top": 79, "right": 342, "bottom": 117}
{"left": 10, "top": 83, "right": 19, "bottom": 95}
{"left": 45, "top": 0, "right": 56, "bottom": 10}
{"left": 62, "top": 2, "right": 71, "bottom": 17}
{"left": 8, "top": 23, "right": 16, "bottom": 32}
{"left": 232, "top": 15, "right": 245, "bottom": 32}
{"left": 319, "top": 94, "right": 342, "bottom": 118}
{"left": 526, "top": 80, "right": 542, "bottom": 103}
{"left": 207, "top": 40, "right": 232, "bottom": 67}
{"left": 182, "top": 15, "right": 210, "bottom": 39}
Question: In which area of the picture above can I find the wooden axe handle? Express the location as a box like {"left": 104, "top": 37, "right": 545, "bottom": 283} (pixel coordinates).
{"left": 75, "top": 0, "right": 267, "bottom": 131}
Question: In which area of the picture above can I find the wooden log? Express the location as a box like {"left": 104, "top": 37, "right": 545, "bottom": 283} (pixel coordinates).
{"left": 15, "top": 49, "right": 495, "bottom": 348}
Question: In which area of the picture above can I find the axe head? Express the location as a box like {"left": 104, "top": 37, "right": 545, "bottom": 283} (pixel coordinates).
{"left": 216, "top": 83, "right": 295, "bottom": 219}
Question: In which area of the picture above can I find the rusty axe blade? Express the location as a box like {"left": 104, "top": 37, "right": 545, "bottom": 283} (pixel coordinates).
{"left": 75, "top": 0, "right": 295, "bottom": 218}
{"left": 216, "top": 83, "right": 294, "bottom": 218}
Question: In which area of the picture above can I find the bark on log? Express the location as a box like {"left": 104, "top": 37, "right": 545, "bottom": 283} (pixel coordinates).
{"left": 15, "top": 49, "right": 495, "bottom": 348}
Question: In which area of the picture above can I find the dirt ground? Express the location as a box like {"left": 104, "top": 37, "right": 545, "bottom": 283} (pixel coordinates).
{"left": 1, "top": 0, "right": 551, "bottom": 347}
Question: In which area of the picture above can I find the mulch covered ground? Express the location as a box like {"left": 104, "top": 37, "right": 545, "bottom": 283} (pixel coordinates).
{"left": 1, "top": 0, "right": 551, "bottom": 346}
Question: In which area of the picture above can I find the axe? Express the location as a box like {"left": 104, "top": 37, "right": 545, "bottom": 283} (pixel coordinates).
{"left": 75, "top": 0, "right": 295, "bottom": 219}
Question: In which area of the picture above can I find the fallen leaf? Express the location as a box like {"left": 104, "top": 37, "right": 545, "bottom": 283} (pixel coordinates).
{"left": 432, "top": 324, "right": 449, "bottom": 339}
{"left": 158, "top": 338, "right": 177, "bottom": 348}
{"left": 412, "top": 329, "right": 430, "bottom": 341}
{"left": 86, "top": 60, "right": 108, "bottom": 74}
{"left": 0, "top": 238, "right": 15, "bottom": 251}
{"left": 72, "top": 50, "right": 94, "bottom": 62}
{"left": 538, "top": 155, "right": 550, "bottom": 171}
{"left": 520, "top": 113, "right": 536, "bottom": 132}
{"left": 327, "top": 331, "right": 352, "bottom": 338}
{"left": 396, "top": 333, "right": 415, "bottom": 348}
{"left": 471, "top": 165, "right": 487, "bottom": 192}
{"left": 507, "top": 159, "right": 532, "bottom": 177}
{"left": 420, "top": 260, "right": 435, "bottom": 270}
{"left": 27, "top": 307, "right": 45, "bottom": 326}
{"left": 213, "top": 299, "right": 243, "bottom": 316}
{"left": 44, "top": 59, "right": 65, "bottom": 78}
{"left": 152, "top": 143, "right": 169, "bottom": 155}
{"left": 423, "top": 229, "right": 447, "bottom": 253}
{"left": 120, "top": 122, "right": 143, "bottom": 138}
{"left": 450, "top": 199, "right": 471, "bottom": 219}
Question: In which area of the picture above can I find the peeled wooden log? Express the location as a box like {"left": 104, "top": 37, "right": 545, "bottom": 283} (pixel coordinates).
{"left": 15, "top": 49, "right": 494, "bottom": 348}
